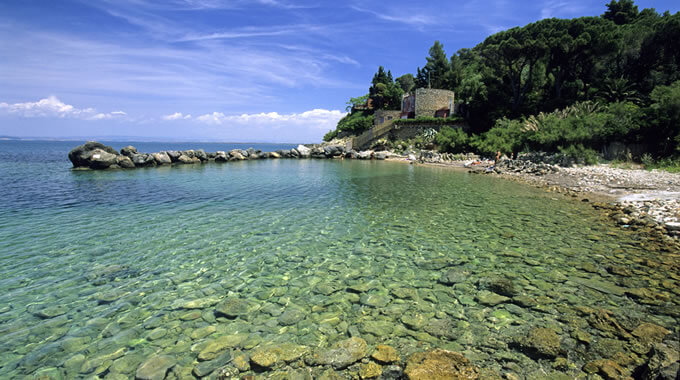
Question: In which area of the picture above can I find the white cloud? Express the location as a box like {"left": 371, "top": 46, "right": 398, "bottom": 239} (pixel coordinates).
{"left": 197, "top": 109, "right": 346, "bottom": 130}
{"left": 163, "top": 112, "right": 192, "bottom": 120}
{"left": 0, "top": 96, "right": 126, "bottom": 120}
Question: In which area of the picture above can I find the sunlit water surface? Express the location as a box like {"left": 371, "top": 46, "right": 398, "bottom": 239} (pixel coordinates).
{"left": 0, "top": 141, "right": 677, "bottom": 379}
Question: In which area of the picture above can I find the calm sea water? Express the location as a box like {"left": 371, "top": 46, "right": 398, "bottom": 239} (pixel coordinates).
{"left": 0, "top": 140, "right": 677, "bottom": 379}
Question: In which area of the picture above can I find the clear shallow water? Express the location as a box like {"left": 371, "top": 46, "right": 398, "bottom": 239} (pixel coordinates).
{"left": 0, "top": 141, "right": 677, "bottom": 379}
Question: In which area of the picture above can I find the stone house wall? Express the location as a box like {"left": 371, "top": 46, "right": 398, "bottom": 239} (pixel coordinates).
{"left": 413, "top": 88, "right": 455, "bottom": 118}
{"left": 390, "top": 122, "right": 465, "bottom": 141}
{"left": 374, "top": 110, "right": 402, "bottom": 127}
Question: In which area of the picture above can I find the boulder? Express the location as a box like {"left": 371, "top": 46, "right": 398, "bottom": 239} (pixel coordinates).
{"left": 194, "top": 149, "right": 208, "bottom": 161}
{"left": 116, "top": 155, "right": 135, "bottom": 169}
{"left": 166, "top": 150, "right": 181, "bottom": 162}
{"left": 290, "top": 149, "right": 300, "bottom": 157}
{"left": 119, "top": 145, "right": 138, "bottom": 157}
{"left": 257, "top": 152, "right": 269, "bottom": 159}
{"left": 229, "top": 150, "right": 245, "bottom": 160}
{"left": 358, "top": 151, "right": 372, "bottom": 160}
{"left": 323, "top": 145, "right": 344, "bottom": 157}
{"left": 374, "top": 151, "right": 388, "bottom": 160}
{"left": 87, "top": 149, "right": 119, "bottom": 169}
{"left": 311, "top": 147, "right": 326, "bottom": 159}
{"left": 296, "top": 145, "right": 311, "bottom": 158}
{"left": 279, "top": 149, "right": 292, "bottom": 158}
{"left": 177, "top": 154, "right": 198, "bottom": 164}
{"left": 131, "top": 153, "right": 156, "bottom": 167}
{"left": 68, "top": 141, "right": 119, "bottom": 168}
{"left": 151, "top": 152, "right": 172, "bottom": 165}
{"left": 269, "top": 152, "right": 281, "bottom": 159}
{"left": 215, "top": 151, "right": 228, "bottom": 162}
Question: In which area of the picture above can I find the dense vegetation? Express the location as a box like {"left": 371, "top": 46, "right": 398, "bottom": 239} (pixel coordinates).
{"left": 327, "top": 0, "right": 680, "bottom": 166}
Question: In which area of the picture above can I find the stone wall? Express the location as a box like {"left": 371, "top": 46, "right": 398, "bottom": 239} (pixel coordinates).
{"left": 414, "top": 88, "right": 454, "bottom": 118}
{"left": 389, "top": 123, "right": 464, "bottom": 141}
{"left": 374, "top": 110, "right": 401, "bottom": 127}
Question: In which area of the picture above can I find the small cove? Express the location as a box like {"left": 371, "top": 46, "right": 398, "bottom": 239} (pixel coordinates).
{"left": 0, "top": 141, "right": 678, "bottom": 379}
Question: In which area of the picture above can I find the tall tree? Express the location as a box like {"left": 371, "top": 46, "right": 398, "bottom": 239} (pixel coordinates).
{"left": 480, "top": 24, "right": 547, "bottom": 115}
{"left": 369, "top": 66, "right": 403, "bottom": 110}
{"left": 603, "top": 0, "right": 639, "bottom": 25}
{"left": 416, "top": 41, "right": 452, "bottom": 89}
{"left": 396, "top": 74, "right": 416, "bottom": 93}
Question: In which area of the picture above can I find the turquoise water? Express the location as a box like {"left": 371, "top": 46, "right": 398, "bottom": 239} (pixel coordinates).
{"left": 0, "top": 141, "right": 677, "bottom": 379}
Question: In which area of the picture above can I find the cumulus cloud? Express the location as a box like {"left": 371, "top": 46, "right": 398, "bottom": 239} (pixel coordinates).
{"left": 196, "top": 109, "right": 346, "bottom": 130}
{"left": 163, "top": 112, "right": 192, "bottom": 120}
{"left": 0, "top": 96, "right": 126, "bottom": 120}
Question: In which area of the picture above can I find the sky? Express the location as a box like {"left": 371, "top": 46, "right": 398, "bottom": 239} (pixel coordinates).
{"left": 1, "top": 0, "right": 679, "bottom": 143}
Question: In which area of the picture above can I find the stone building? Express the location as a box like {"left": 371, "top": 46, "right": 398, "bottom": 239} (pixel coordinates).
{"left": 401, "top": 88, "right": 455, "bottom": 119}
{"left": 374, "top": 88, "right": 455, "bottom": 128}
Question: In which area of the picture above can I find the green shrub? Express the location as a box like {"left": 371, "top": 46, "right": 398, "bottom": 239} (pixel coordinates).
{"left": 323, "top": 129, "right": 338, "bottom": 142}
{"left": 558, "top": 144, "right": 600, "bottom": 165}
{"left": 435, "top": 126, "right": 469, "bottom": 153}
{"left": 336, "top": 111, "right": 374, "bottom": 134}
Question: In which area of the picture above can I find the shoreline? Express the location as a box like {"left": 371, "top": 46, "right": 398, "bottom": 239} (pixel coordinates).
{"left": 392, "top": 156, "right": 680, "bottom": 245}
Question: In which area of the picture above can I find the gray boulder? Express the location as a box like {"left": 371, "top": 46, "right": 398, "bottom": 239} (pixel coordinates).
{"left": 290, "top": 148, "right": 300, "bottom": 157}
{"left": 181, "top": 150, "right": 195, "bottom": 158}
{"left": 132, "top": 153, "right": 156, "bottom": 167}
{"left": 116, "top": 155, "right": 135, "bottom": 169}
{"left": 215, "top": 151, "right": 228, "bottom": 162}
{"left": 177, "top": 154, "right": 198, "bottom": 164}
{"left": 152, "top": 152, "right": 172, "bottom": 165}
{"left": 296, "top": 145, "right": 311, "bottom": 158}
{"left": 166, "top": 150, "right": 181, "bottom": 162}
{"left": 119, "top": 145, "right": 137, "bottom": 157}
{"left": 87, "top": 149, "right": 119, "bottom": 169}
{"left": 68, "top": 141, "right": 118, "bottom": 168}
{"left": 324, "top": 145, "right": 344, "bottom": 157}
{"left": 194, "top": 149, "right": 208, "bottom": 161}
{"left": 358, "top": 151, "right": 372, "bottom": 160}
{"left": 229, "top": 150, "right": 245, "bottom": 160}
{"left": 311, "top": 147, "right": 326, "bottom": 159}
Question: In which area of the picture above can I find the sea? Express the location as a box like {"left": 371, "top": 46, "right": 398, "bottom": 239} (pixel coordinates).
{"left": 0, "top": 140, "right": 677, "bottom": 379}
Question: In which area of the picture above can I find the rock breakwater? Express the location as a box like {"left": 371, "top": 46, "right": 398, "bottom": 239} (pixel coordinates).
{"left": 68, "top": 141, "right": 398, "bottom": 170}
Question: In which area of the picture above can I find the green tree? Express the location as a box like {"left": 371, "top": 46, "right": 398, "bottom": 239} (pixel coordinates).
{"left": 396, "top": 74, "right": 415, "bottom": 93}
{"left": 480, "top": 24, "right": 547, "bottom": 115}
{"left": 603, "top": 0, "right": 639, "bottom": 25}
{"left": 646, "top": 81, "right": 680, "bottom": 156}
{"left": 345, "top": 94, "right": 369, "bottom": 112}
{"left": 416, "top": 41, "right": 452, "bottom": 89}
{"left": 369, "top": 66, "right": 403, "bottom": 110}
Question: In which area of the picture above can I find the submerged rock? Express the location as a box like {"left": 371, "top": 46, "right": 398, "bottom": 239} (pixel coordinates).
{"left": 306, "top": 337, "right": 367, "bottom": 369}
{"left": 215, "top": 297, "right": 259, "bottom": 318}
{"left": 371, "top": 344, "right": 400, "bottom": 364}
{"left": 250, "top": 343, "right": 308, "bottom": 368}
{"left": 514, "top": 327, "right": 562, "bottom": 359}
{"left": 404, "top": 349, "right": 479, "bottom": 380}
{"left": 135, "top": 355, "right": 176, "bottom": 380}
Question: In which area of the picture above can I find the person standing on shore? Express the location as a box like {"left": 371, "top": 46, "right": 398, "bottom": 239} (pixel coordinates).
{"left": 495, "top": 150, "right": 501, "bottom": 165}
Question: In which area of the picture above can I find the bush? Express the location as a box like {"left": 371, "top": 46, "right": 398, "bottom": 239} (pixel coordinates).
{"left": 471, "top": 118, "right": 526, "bottom": 156}
{"left": 558, "top": 144, "right": 600, "bottom": 165}
{"left": 336, "top": 111, "right": 374, "bottom": 134}
{"left": 323, "top": 129, "right": 338, "bottom": 142}
{"left": 435, "top": 126, "right": 469, "bottom": 153}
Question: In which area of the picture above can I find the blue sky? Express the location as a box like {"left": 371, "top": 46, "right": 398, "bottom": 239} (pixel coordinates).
{"left": 1, "top": 0, "right": 678, "bottom": 143}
